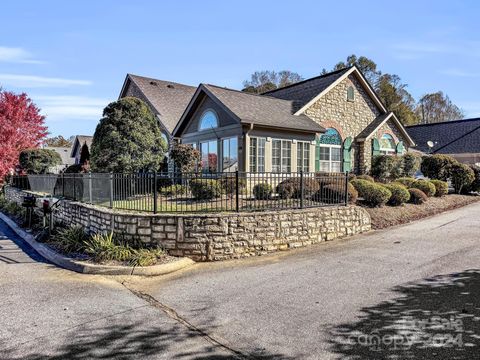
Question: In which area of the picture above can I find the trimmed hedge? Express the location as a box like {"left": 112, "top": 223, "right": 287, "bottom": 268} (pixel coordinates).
{"left": 356, "top": 175, "right": 374, "bottom": 182}
{"left": 411, "top": 179, "right": 436, "bottom": 197}
{"left": 351, "top": 179, "right": 391, "bottom": 207}
{"left": 395, "top": 177, "right": 416, "bottom": 188}
{"left": 371, "top": 155, "right": 403, "bottom": 182}
{"left": 253, "top": 183, "right": 272, "bottom": 200}
{"left": 316, "top": 182, "right": 358, "bottom": 204}
{"left": 276, "top": 177, "right": 320, "bottom": 199}
{"left": 408, "top": 188, "right": 428, "bottom": 204}
{"left": 383, "top": 183, "right": 410, "bottom": 206}
{"left": 450, "top": 163, "right": 475, "bottom": 194}
{"left": 420, "top": 154, "right": 457, "bottom": 181}
{"left": 429, "top": 180, "right": 448, "bottom": 197}
{"left": 190, "top": 179, "right": 222, "bottom": 200}
{"left": 218, "top": 176, "right": 247, "bottom": 196}
{"left": 160, "top": 184, "right": 187, "bottom": 197}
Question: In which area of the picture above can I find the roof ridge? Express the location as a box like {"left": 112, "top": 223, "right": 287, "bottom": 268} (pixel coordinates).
{"left": 128, "top": 73, "right": 196, "bottom": 88}
{"left": 406, "top": 117, "right": 480, "bottom": 127}
{"left": 261, "top": 66, "right": 353, "bottom": 95}
{"left": 203, "top": 83, "right": 296, "bottom": 102}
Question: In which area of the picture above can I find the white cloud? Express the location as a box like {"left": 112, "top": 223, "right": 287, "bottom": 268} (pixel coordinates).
{"left": 34, "top": 95, "right": 110, "bottom": 122}
{"left": 0, "top": 46, "right": 44, "bottom": 64}
{"left": 440, "top": 68, "right": 480, "bottom": 78}
{"left": 0, "top": 74, "right": 92, "bottom": 88}
{"left": 390, "top": 42, "right": 451, "bottom": 60}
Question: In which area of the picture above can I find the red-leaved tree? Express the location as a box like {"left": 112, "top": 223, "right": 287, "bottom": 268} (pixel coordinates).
{"left": 0, "top": 90, "right": 48, "bottom": 180}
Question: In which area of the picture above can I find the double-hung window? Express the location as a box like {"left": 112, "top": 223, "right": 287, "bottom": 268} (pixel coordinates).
{"left": 297, "top": 142, "right": 310, "bottom": 173}
{"left": 249, "top": 137, "right": 265, "bottom": 173}
{"left": 272, "top": 139, "right": 291, "bottom": 173}
{"left": 316, "top": 128, "right": 342, "bottom": 172}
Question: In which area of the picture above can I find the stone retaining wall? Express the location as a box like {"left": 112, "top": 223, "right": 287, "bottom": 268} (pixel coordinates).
{"left": 4, "top": 186, "right": 371, "bottom": 261}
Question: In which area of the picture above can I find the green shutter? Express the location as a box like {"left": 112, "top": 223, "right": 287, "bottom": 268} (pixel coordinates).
{"left": 342, "top": 136, "right": 353, "bottom": 172}
{"left": 372, "top": 138, "right": 380, "bottom": 157}
{"left": 396, "top": 141, "right": 405, "bottom": 154}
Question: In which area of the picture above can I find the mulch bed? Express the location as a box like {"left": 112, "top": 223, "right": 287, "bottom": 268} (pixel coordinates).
{"left": 364, "top": 194, "right": 480, "bottom": 229}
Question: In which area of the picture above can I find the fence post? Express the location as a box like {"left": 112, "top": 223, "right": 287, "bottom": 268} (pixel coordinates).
{"left": 300, "top": 170, "right": 304, "bottom": 209}
{"left": 344, "top": 171, "right": 349, "bottom": 206}
{"left": 235, "top": 170, "right": 239, "bottom": 212}
{"left": 109, "top": 173, "right": 114, "bottom": 209}
{"left": 88, "top": 172, "right": 93, "bottom": 204}
{"left": 153, "top": 171, "right": 158, "bottom": 214}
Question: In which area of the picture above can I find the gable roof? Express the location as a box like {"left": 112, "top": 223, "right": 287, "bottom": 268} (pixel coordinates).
{"left": 120, "top": 74, "right": 197, "bottom": 134}
{"left": 70, "top": 135, "right": 93, "bottom": 157}
{"left": 357, "top": 112, "right": 415, "bottom": 146}
{"left": 45, "top": 147, "right": 75, "bottom": 166}
{"left": 406, "top": 118, "right": 480, "bottom": 154}
{"left": 174, "top": 84, "right": 325, "bottom": 136}
{"left": 263, "top": 66, "right": 387, "bottom": 116}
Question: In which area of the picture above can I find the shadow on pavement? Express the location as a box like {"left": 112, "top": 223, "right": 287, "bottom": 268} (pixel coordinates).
{"left": 329, "top": 269, "right": 480, "bottom": 359}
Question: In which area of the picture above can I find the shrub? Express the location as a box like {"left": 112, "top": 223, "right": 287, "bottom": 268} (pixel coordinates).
{"left": 463, "top": 165, "right": 480, "bottom": 193}
{"left": 51, "top": 226, "right": 88, "bottom": 254}
{"left": 19, "top": 148, "right": 62, "bottom": 174}
{"left": 402, "top": 153, "right": 421, "bottom": 177}
{"left": 383, "top": 183, "right": 410, "bottom": 206}
{"left": 395, "top": 177, "right": 416, "bottom": 188}
{"left": 316, "top": 172, "right": 348, "bottom": 186}
{"left": 411, "top": 179, "right": 436, "bottom": 197}
{"left": 190, "top": 179, "right": 222, "bottom": 200}
{"left": 218, "top": 176, "right": 247, "bottom": 196}
{"left": 356, "top": 175, "right": 374, "bottom": 182}
{"left": 253, "top": 183, "right": 272, "bottom": 200}
{"left": 351, "top": 179, "right": 391, "bottom": 207}
{"left": 429, "top": 180, "right": 448, "bottom": 197}
{"left": 276, "top": 178, "right": 320, "bottom": 199}
{"left": 371, "top": 155, "right": 403, "bottom": 182}
{"left": 84, "top": 232, "right": 133, "bottom": 263}
{"left": 160, "top": 184, "right": 187, "bottom": 197}
{"left": 408, "top": 188, "right": 428, "bottom": 204}
{"left": 450, "top": 163, "right": 475, "bottom": 194}
{"left": 421, "top": 154, "right": 458, "bottom": 181}
{"left": 170, "top": 143, "right": 201, "bottom": 173}
{"left": 129, "top": 247, "right": 163, "bottom": 267}
{"left": 317, "top": 182, "right": 358, "bottom": 204}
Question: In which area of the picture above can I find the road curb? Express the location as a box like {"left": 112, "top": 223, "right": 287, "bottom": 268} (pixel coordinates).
{"left": 0, "top": 212, "right": 195, "bottom": 276}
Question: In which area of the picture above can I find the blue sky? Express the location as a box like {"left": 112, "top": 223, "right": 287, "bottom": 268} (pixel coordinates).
{"left": 1, "top": 0, "right": 480, "bottom": 137}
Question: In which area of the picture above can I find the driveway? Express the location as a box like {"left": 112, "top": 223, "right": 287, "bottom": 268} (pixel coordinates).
{"left": 2, "top": 202, "right": 480, "bottom": 359}
{"left": 127, "top": 201, "right": 480, "bottom": 359}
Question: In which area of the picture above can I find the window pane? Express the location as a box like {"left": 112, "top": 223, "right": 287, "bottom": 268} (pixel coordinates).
{"left": 201, "top": 142, "right": 209, "bottom": 172}
{"left": 223, "top": 137, "right": 238, "bottom": 172}
{"left": 319, "top": 146, "right": 330, "bottom": 161}
{"left": 331, "top": 162, "right": 341, "bottom": 172}
{"left": 282, "top": 141, "right": 291, "bottom": 172}
{"left": 199, "top": 110, "right": 218, "bottom": 130}
{"left": 331, "top": 147, "right": 341, "bottom": 162}
{"left": 249, "top": 138, "right": 257, "bottom": 172}
{"left": 258, "top": 138, "right": 265, "bottom": 172}
{"left": 297, "top": 142, "right": 303, "bottom": 173}
{"left": 304, "top": 144, "right": 310, "bottom": 172}
{"left": 319, "top": 161, "right": 330, "bottom": 172}
{"left": 272, "top": 140, "right": 281, "bottom": 173}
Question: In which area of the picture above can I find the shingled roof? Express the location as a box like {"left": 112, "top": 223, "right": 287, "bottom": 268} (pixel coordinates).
{"left": 174, "top": 84, "right": 325, "bottom": 135}
{"left": 70, "top": 135, "right": 93, "bottom": 157}
{"left": 123, "top": 74, "right": 197, "bottom": 133}
{"left": 262, "top": 67, "right": 352, "bottom": 111}
{"left": 407, "top": 118, "right": 480, "bottom": 154}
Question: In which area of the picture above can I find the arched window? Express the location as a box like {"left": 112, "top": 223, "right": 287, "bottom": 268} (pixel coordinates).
{"left": 199, "top": 110, "right": 218, "bottom": 130}
{"left": 379, "top": 134, "right": 396, "bottom": 155}
{"left": 316, "top": 128, "right": 342, "bottom": 172}
{"left": 347, "top": 86, "right": 355, "bottom": 101}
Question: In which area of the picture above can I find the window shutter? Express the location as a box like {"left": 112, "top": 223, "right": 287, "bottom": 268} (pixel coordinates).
{"left": 342, "top": 136, "right": 353, "bottom": 172}
{"left": 372, "top": 138, "right": 380, "bottom": 157}
{"left": 396, "top": 141, "right": 405, "bottom": 154}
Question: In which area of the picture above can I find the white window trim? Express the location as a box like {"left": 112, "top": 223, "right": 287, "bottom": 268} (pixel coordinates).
{"left": 221, "top": 136, "right": 238, "bottom": 172}
{"left": 379, "top": 134, "right": 396, "bottom": 155}
{"left": 249, "top": 137, "right": 266, "bottom": 173}
{"left": 319, "top": 144, "right": 342, "bottom": 173}
{"left": 272, "top": 139, "right": 292, "bottom": 173}
{"left": 198, "top": 109, "right": 219, "bottom": 131}
{"left": 297, "top": 141, "right": 311, "bottom": 173}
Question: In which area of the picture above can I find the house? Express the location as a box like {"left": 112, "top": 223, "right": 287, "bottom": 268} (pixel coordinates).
{"left": 119, "top": 74, "right": 197, "bottom": 147}
{"left": 407, "top": 117, "right": 480, "bottom": 166}
{"left": 71, "top": 135, "right": 93, "bottom": 165}
{"left": 44, "top": 146, "right": 75, "bottom": 173}
{"left": 171, "top": 66, "right": 415, "bottom": 174}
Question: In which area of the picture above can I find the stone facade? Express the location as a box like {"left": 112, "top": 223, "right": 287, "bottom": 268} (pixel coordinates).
{"left": 5, "top": 187, "right": 371, "bottom": 262}
{"left": 304, "top": 73, "right": 409, "bottom": 174}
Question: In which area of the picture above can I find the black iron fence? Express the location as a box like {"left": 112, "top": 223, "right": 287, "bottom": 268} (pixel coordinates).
{"left": 7, "top": 171, "right": 349, "bottom": 213}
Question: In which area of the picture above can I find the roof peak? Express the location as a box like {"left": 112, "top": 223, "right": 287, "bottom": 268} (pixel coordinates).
{"left": 406, "top": 117, "right": 480, "bottom": 128}
{"left": 261, "top": 66, "right": 353, "bottom": 95}
{"left": 128, "top": 73, "right": 196, "bottom": 89}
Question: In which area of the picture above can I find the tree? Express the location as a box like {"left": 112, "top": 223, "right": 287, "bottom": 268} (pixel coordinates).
{"left": 90, "top": 97, "right": 167, "bottom": 173}
{"left": 79, "top": 143, "right": 90, "bottom": 165}
{"left": 333, "top": 54, "right": 381, "bottom": 86}
{"left": 0, "top": 90, "right": 48, "bottom": 180}
{"left": 19, "top": 148, "right": 61, "bottom": 174}
{"left": 45, "top": 135, "right": 72, "bottom": 147}
{"left": 416, "top": 91, "right": 465, "bottom": 124}
{"left": 242, "top": 70, "right": 303, "bottom": 94}
{"left": 170, "top": 144, "right": 200, "bottom": 173}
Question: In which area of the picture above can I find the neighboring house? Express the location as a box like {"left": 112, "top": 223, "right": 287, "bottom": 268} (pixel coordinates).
{"left": 44, "top": 146, "right": 75, "bottom": 173}
{"left": 171, "top": 66, "right": 415, "bottom": 174}
{"left": 118, "top": 74, "right": 197, "bottom": 148}
{"left": 71, "top": 135, "right": 93, "bottom": 165}
{"left": 407, "top": 117, "right": 480, "bottom": 166}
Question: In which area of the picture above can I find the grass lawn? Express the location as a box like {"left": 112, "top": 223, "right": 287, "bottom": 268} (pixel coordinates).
{"left": 365, "top": 194, "right": 480, "bottom": 229}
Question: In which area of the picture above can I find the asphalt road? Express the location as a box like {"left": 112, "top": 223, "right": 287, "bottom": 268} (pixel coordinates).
{"left": 2, "top": 202, "right": 480, "bottom": 359}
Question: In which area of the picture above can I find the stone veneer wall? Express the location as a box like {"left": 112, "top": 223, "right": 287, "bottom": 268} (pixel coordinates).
{"left": 4, "top": 186, "right": 371, "bottom": 262}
